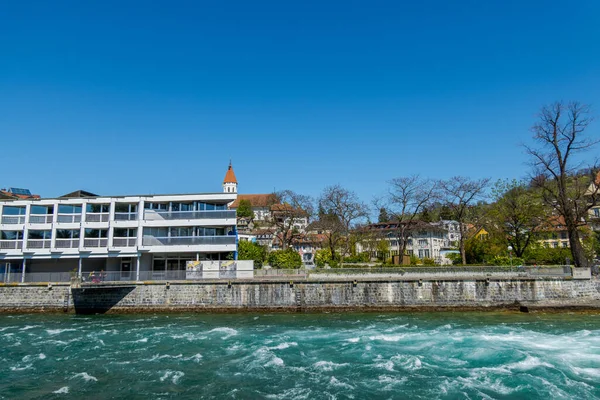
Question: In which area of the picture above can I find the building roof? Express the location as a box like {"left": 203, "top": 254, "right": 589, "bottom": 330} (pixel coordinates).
{"left": 223, "top": 162, "right": 238, "bottom": 184}
{"left": 229, "top": 194, "right": 277, "bottom": 208}
{"left": 60, "top": 190, "right": 99, "bottom": 198}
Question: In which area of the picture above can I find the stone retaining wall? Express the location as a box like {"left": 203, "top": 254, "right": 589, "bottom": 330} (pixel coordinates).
{"left": 0, "top": 279, "right": 599, "bottom": 313}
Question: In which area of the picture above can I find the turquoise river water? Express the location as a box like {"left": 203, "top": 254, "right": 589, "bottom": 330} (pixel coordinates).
{"left": 1, "top": 312, "right": 599, "bottom": 399}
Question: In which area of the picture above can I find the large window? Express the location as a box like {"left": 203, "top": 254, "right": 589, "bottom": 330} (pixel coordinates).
{"left": 86, "top": 204, "right": 110, "bottom": 213}
{"left": 115, "top": 203, "right": 137, "bottom": 213}
{"left": 28, "top": 230, "right": 52, "bottom": 239}
{"left": 56, "top": 229, "right": 80, "bottom": 239}
{"left": 144, "top": 227, "right": 168, "bottom": 237}
{"left": 114, "top": 228, "right": 136, "bottom": 237}
{"left": 2, "top": 206, "right": 26, "bottom": 215}
{"left": 144, "top": 203, "right": 167, "bottom": 211}
{"left": 85, "top": 229, "right": 108, "bottom": 238}
{"left": 58, "top": 204, "right": 82, "bottom": 214}
{"left": 30, "top": 205, "right": 53, "bottom": 215}
{"left": 0, "top": 230, "right": 23, "bottom": 240}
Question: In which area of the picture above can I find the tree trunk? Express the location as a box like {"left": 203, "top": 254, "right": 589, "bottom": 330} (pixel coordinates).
{"left": 459, "top": 224, "right": 466, "bottom": 265}
{"left": 568, "top": 227, "right": 589, "bottom": 268}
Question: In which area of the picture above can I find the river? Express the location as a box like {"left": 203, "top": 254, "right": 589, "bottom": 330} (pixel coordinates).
{"left": 1, "top": 312, "right": 599, "bottom": 399}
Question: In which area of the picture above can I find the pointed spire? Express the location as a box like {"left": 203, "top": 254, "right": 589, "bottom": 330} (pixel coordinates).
{"left": 223, "top": 161, "right": 238, "bottom": 184}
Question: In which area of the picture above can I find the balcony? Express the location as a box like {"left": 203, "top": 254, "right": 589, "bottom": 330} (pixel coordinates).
{"left": 85, "top": 213, "right": 110, "bottom": 223}
{"left": 83, "top": 238, "right": 108, "bottom": 248}
{"left": 114, "top": 212, "right": 138, "bottom": 221}
{"left": 26, "top": 239, "right": 51, "bottom": 249}
{"left": 1, "top": 215, "right": 26, "bottom": 224}
{"left": 112, "top": 237, "right": 137, "bottom": 247}
{"left": 57, "top": 214, "right": 82, "bottom": 224}
{"left": 29, "top": 214, "right": 53, "bottom": 224}
{"left": 142, "top": 235, "right": 236, "bottom": 246}
{"left": 143, "top": 210, "right": 236, "bottom": 221}
{"left": 0, "top": 240, "right": 22, "bottom": 250}
{"left": 55, "top": 239, "right": 80, "bottom": 249}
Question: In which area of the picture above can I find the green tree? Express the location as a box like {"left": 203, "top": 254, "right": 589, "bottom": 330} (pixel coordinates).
{"left": 488, "top": 179, "right": 546, "bottom": 258}
{"left": 315, "top": 248, "right": 333, "bottom": 267}
{"left": 237, "top": 240, "right": 266, "bottom": 268}
{"left": 378, "top": 207, "right": 389, "bottom": 223}
{"left": 376, "top": 239, "right": 390, "bottom": 261}
{"left": 236, "top": 199, "right": 254, "bottom": 219}
{"left": 267, "top": 249, "right": 302, "bottom": 268}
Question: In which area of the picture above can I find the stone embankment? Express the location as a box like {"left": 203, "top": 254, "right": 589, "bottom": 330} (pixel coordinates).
{"left": 0, "top": 277, "right": 599, "bottom": 313}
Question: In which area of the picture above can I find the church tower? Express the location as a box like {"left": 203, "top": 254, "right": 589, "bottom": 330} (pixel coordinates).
{"left": 223, "top": 161, "right": 238, "bottom": 193}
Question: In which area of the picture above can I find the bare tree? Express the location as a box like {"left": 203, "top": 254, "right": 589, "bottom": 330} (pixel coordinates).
{"left": 376, "top": 175, "right": 438, "bottom": 261}
{"left": 318, "top": 185, "right": 369, "bottom": 262}
{"left": 266, "top": 190, "right": 313, "bottom": 249}
{"left": 526, "top": 101, "right": 600, "bottom": 268}
{"left": 439, "top": 176, "right": 490, "bottom": 264}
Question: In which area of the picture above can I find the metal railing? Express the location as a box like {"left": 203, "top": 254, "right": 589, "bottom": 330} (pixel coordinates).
{"left": 55, "top": 238, "right": 80, "bottom": 248}
{"left": 142, "top": 235, "right": 236, "bottom": 246}
{"left": 0, "top": 240, "right": 23, "bottom": 250}
{"left": 85, "top": 213, "right": 110, "bottom": 223}
{"left": 143, "top": 210, "right": 236, "bottom": 221}
{"left": 112, "top": 237, "right": 137, "bottom": 247}
{"left": 1, "top": 215, "right": 26, "bottom": 224}
{"left": 2, "top": 272, "right": 72, "bottom": 283}
{"left": 83, "top": 238, "right": 108, "bottom": 248}
{"left": 29, "top": 214, "right": 53, "bottom": 224}
{"left": 57, "top": 214, "right": 82, "bottom": 223}
{"left": 114, "top": 212, "right": 138, "bottom": 221}
{"left": 26, "top": 239, "right": 51, "bottom": 249}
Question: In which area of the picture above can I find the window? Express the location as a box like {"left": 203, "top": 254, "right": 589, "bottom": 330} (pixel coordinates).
{"left": 114, "top": 228, "right": 136, "bottom": 237}
{"left": 562, "top": 242, "right": 569, "bottom": 248}
{"left": 144, "top": 203, "right": 167, "bottom": 211}
{"left": 30, "top": 205, "right": 53, "bottom": 215}
{"left": 84, "top": 229, "right": 108, "bottom": 238}
{"left": 55, "top": 229, "right": 80, "bottom": 239}
{"left": 2, "top": 206, "right": 26, "bottom": 215}
{"left": 552, "top": 242, "right": 558, "bottom": 248}
{"left": 144, "top": 227, "right": 168, "bottom": 237}
{"left": 58, "top": 204, "right": 82, "bottom": 214}
{"left": 28, "top": 230, "right": 51, "bottom": 239}
{"left": 115, "top": 203, "right": 137, "bottom": 213}
{"left": 595, "top": 208, "right": 600, "bottom": 217}
{"left": 418, "top": 239, "right": 428, "bottom": 246}
{"left": 0, "top": 230, "right": 23, "bottom": 240}
{"left": 169, "top": 227, "right": 193, "bottom": 237}
{"left": 86, "top": 204, "right": 110, "bottom": 213}
{"left": 560, "top": 232, "right": 567, "bottom": 240}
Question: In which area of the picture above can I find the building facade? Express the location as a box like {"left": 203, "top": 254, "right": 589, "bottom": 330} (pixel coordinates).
{"left": 0, "top": 192, "right": 237, "bottom": 281}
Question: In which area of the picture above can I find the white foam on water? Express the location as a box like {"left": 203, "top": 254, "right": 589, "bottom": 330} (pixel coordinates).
{"left": 368, "top": 334, "right": 405, "bottom": 342}
{"left": 374, "top": 360, "right": 395, "bottom": 372}
{"left": 46, "top": 328, "right": 77, "bottom": 335}
{"left": 38, "top": 353, "right": 46, "bottom": 360}
{"left": 184, "top": 353, "right": 203, "bottom": 363}
{"left": 19, "top": 325, "right": 41, "bottom": 331}
{"left": 265, "top": 356, "right": 285, "bottom": 367}
{"left": 159, "top": 370, "right": 184, "bottom": 384}
{"left": 377, "top": 375, "right": 408, "bottom": 391}
{"left": 571, "top": 366, "right": 600, "bottom": 378}
{"left": 53, "top": 386, "right": 69, "bottom": 394}
{"left": 10, "top": 364, "right": 33, "bottom": 371}
{"left": 265, "top": 387, "right": 312, "bottom": 399}
{"left": 147, "top": 353, "right": 183, "bottom": 362}
{"left": 207, "top": 327, "right": 238, "bottom": 339}
{"left": 329, "top": 376, "right": 354, "bottom": 390}
{"left": 313, "top": 361, "right": 349, "bottom": 371}
{"left": 131, "top": 338, "right": 148, "bottom": 343}
{"left": 269, "top": 342, "right": 298, "bottom": 350}
{"left": 346, "top": 337, "right": 360, "bottom": 343}
{"left": 507, "top": 355, "right": 554, "bottom": 371}
{"left": 70, "top": 372, "right": 98, "bottom": 382}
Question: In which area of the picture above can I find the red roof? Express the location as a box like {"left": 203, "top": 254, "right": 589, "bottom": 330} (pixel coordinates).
{"left": 223, "top": 163, "right": 238, "bottom": 184}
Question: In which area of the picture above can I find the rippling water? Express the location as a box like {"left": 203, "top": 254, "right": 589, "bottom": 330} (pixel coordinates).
{"left": 1, "top": 312, "right": 600, "bottom": 399}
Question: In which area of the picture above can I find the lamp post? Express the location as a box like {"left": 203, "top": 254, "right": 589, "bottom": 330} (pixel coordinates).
{"left": 508, "top": 245, "right": 513, "bottom": 267}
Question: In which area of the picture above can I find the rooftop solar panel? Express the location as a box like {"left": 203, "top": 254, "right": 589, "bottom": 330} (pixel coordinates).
{"left": 8, "top": 188, "right": 32, "bottom": 195}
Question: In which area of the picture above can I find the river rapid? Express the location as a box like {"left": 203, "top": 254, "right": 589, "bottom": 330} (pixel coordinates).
{"left": 1, "top": 312, "right": 599, "bottom": 399}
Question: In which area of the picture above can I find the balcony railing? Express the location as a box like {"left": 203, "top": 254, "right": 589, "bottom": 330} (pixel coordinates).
{"left": 143, "top": 210, "right": 236, "bottom": 221}
{"left": 142, "top": 235, "right": 236, "bottom": 246}
{"left": 57, "top": 214, "right": 82, "bottom": 223}
{"left": 55, "top": 238, "right": 80, "bottom": 248}
{"left": 29, "top": 214, "right": 53, "bottom": 224}
{"left": 85, "top": 213, "right": 110, "bottom": 223}
{"left": 83, "top": 238, "right": 108, "bottom": 248}
{"left": 26, "top": 239, "right": 51, "bottom": 249}
{"left": 114, "top": 212, "right": 138, "bottom": 221}
{"left": 0, "top": 240, "right": 23, "bottom": 250}
{"left": 1, "top": 215, "right": 26, "bottom": 224}
{"left": 112, "top": 237, "right": 137, "bottom": 247}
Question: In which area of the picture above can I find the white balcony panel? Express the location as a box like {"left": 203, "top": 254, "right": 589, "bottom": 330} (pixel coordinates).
{"left": 28, "top": 215, "right": 53, "bottom": 224}
{"left": 83, "top": 238, "right": 108, "bottom": 248}
{"left": 55, "top": 239, "right": 80, "bottom": 248}
{"left": 112, "top": 237, "right": 137, "bottom": 247}
{"left": 0, "top": 240, "right": 23, "bottom": 250}
{"left": 57, "top": 214, "right": 82, "bottom": 224}
{"left": 1, "top": 215, "right": 26, "bottom": 224}
{"left": 143, "top": 210, "right": 236, "bottom": 221}
{"left": 114, "top": 212, "right": 138, "bottom": 221}
{"left": 26, "top": 239, "right": 52, "bottom": 249}
{"left": 85, "top": 213, "right": 110, "bottom": 223}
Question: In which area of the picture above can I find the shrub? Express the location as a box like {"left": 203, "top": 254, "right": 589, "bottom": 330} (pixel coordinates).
{"left": 237, "top": 240, "right": 266, "bottom": 268}
{"left": 422, "top": 257, "right": 436, "bottom": 266}
{"left": 267, "top": 249, "right": 303, "bottom": 269}
{"left": 315, "top": 249, "right": 333, "bottom": 268}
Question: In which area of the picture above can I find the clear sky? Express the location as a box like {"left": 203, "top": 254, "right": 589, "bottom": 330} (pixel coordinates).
{"left": 1, "top": 0, "right": 599, "bottom": 204}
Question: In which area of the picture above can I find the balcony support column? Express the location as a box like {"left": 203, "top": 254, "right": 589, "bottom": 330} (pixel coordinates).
{"left": 78, "top": 257, "right": 82, "bottom": 278}
{"left": 136, "top": 253, "right": 141, "bottom": 281}
{"left": 21, "top": 258, "right": 26, "bottom": 283}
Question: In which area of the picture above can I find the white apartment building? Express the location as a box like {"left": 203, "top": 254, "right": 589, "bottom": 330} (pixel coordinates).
{"left": 0, "top": 192, "right": 237, "bottom": 281}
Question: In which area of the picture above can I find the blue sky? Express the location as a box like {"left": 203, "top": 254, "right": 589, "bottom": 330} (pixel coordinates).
{"left": 1, "top": 0, "right": 599, "bottom": 205}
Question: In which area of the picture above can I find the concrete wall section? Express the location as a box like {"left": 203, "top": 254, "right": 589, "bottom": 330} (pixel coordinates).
{"left": 0, "top": 279, "right": 599, "bottom": 313}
